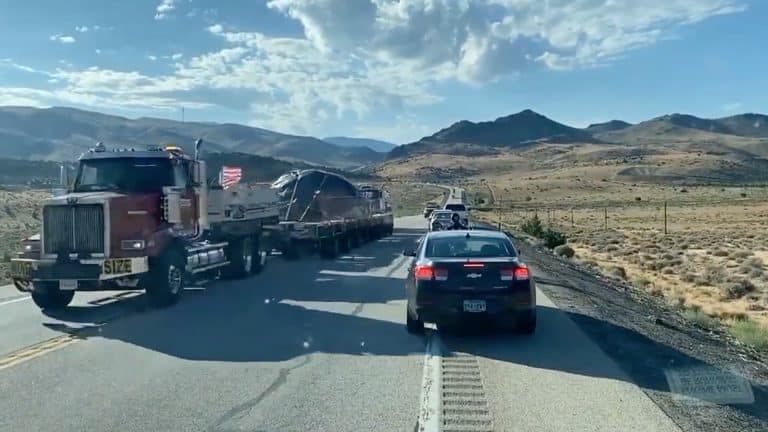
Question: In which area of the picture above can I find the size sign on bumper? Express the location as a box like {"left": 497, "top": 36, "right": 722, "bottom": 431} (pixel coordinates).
{"left": 463, "top": 300, "right": 486, "bottom": 313}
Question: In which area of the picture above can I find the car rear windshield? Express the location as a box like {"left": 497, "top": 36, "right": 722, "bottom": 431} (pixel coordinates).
{"left": 425, "top": 236, "right": 516, "bottom": 258}
{"left": 445, "top": 204, "right": 466, "bottom": 211}
{"left": 433, "top": 212, "right": 452, "bottom": 219}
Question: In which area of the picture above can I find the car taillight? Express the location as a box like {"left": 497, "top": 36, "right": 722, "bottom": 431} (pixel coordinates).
{"left": 415, "top": 265, "right": 448, "bottom": 281}
{"left": 463, "top": 262, "right": 485, "bottom": 268}
{"left": 515, "top": 266, "right": 531, "bottom": 280}
{"left": 501, "top": 266, "right": 531, "bottom": 281}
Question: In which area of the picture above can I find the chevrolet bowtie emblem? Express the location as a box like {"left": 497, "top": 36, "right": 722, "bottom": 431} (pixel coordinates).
{"left": 466, "top": 273, "right": 482, "bottom": 279}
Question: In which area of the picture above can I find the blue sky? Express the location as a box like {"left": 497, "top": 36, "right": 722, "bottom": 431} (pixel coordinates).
{"left": 0, "top": 0, "right": 765, "bottom": 144}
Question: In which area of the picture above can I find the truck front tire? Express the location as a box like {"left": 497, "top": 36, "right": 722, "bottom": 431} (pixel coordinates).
{"left": 145, "top": 248, "right": 186, "bottom": 307}
{"left": 31, "top": 282, "right": 74, "bottom": 310}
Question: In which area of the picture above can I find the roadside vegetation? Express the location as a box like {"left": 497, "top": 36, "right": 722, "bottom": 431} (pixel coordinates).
{"left": 0, "top": 188, "right": 47, "bottom": 285}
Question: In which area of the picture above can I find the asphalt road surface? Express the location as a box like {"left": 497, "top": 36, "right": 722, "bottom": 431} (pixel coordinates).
{"left": 0, "top": 215, "right": 682, "bottom": 432}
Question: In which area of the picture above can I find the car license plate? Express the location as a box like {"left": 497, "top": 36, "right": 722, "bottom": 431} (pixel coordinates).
{"left": 103, "top": 259, "right": 132, "bottom": 275}
{"left": 59, "top": 279, "right": 77, "bottom": 290}
{"left": 463, "top": 300, "right": 486, "bottom": 313}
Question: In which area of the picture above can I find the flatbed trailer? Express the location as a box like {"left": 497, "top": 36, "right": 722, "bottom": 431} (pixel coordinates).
{"left": 269, "top": 211, "right": 393, "bottom": 259}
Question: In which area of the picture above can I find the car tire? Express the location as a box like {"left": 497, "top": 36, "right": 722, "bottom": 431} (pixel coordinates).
{"left": 406, "top": 305, "right": 425, "bottom": 334}
{"left": 518, "top": 311, "right": 537, "bottom": 335}
{"left": 31, "top": 282, "right": 74, "bottom": 310}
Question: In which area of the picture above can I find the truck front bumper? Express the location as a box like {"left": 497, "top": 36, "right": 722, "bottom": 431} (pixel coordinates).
{"left": 8, "top": 257, "right": 149, "bottom": 283}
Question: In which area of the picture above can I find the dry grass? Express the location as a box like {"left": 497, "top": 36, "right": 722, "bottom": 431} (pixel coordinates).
{"left": 489, "top": 188, "right": 768, "bottom": 338}
{"left": 0, "top": 188, "right": 47, "bottom": 284}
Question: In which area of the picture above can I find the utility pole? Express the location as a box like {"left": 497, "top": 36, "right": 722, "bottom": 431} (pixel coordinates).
{"left": 664, "top": 201, "right": 668, "bottom": 235}
{"left": 181, "top": 107, "right": 185, "bottom": 122}
{"left": 604, "top": 207, "right": 608, "bottom": 230}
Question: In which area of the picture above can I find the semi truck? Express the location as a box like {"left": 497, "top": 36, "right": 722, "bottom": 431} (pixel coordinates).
{"left": 8, "top": 140, "right": 283, "bottom": 310}
{"left": 269, "top": 170, "right": 394, "bottom": 259}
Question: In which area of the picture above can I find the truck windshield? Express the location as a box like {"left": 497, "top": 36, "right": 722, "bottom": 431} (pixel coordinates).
{"left": 73, "top": 157, "right": 175, "bottom": 193}
{"left": 445, "top": 204, "right": 466, "bottom": 211}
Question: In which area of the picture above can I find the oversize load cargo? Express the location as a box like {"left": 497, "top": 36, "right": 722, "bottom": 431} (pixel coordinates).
{"left": 271, "top": 169, "right": 371, "bottom": 222}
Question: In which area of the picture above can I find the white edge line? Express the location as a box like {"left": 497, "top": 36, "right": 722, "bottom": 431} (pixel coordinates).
{"left": 0, "top": 296, "right": 31, "bottom": 307}
{"left": 418, "top": 331, "right": 442, "bottom": 432}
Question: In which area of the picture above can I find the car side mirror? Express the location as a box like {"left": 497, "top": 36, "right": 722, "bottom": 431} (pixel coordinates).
{"left": 402, "top": 249, "right": 416, "bottom": 257}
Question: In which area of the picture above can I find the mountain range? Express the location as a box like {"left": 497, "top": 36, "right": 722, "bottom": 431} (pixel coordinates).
{"left": 0, "top": 106, "right": 388, "bottom": 168}
{"left": 323, "top": 136, "right": 397, "bottom": 153}
{"left": 389, "top": 109, "right": 768, "bottom": 159}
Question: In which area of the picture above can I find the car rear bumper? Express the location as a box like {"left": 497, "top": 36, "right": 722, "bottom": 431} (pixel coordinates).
{"left": 414, "top": 291, "right": 535, "bottom": 327}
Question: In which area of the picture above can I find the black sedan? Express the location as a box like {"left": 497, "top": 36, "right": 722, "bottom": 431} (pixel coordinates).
{"left": 403, "top": 230, "right": 536, "bottom": 334}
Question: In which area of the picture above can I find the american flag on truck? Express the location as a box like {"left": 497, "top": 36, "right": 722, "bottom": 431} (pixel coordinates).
{"left": 219, "top": 166, "right": 242, "bottom": 189}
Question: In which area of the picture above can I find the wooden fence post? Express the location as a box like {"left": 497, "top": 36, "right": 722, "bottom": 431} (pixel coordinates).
{"left": 604, "top": 207, "right": 608, "bottom": 230}
{"left": 664, "top": 201, "right": 668, "bottom": 235}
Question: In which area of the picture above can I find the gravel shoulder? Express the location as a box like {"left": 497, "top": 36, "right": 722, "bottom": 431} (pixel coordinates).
{"left": 514, "top": 235, "right": 768, "bottom": 431}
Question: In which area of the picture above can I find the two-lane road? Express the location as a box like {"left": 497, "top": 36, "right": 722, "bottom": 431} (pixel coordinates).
{"left": 0, "top": 216, "right": 680, "bottom": 431}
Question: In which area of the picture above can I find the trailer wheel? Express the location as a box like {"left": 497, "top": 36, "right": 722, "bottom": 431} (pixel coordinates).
{"left": 319, "top": 237, "right": 339, "bottom": 259}
{"left": 30, "top": 282, "right": 74, "bottom": 310}
{"left": 338, "top": 234, "right": 351, "bottom": 254}
{"left": 250, "top": 236, "right": 266, "bottom": 275}
{"left": 282, "top": 239, "right": 300, "bottom": 260}
{"left": 145, "top": 247, "right": 186, "bottom": 307}
{"left": 222, "top": 237, "right": 254, "bottom": 279}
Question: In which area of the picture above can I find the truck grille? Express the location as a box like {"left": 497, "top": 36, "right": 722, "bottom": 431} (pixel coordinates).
{"left": 43, "top": 205, "right": 105, "bottom": 255}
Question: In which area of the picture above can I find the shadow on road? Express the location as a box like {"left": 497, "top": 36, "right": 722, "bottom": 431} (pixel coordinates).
{"left": 40, "top": 227, "right": 428, "bottom": 362}
{"left": 440, "top": 305, "right": 768, "bottom": 429}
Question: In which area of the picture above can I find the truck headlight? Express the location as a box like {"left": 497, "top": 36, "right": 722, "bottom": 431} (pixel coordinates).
{"left": 121, "top": 240, "right": 146, "bottom": 250}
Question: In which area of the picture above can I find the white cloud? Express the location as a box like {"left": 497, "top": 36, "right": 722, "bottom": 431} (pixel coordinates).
{"left": 722, "top": 102, "right": 743, "bottom": 112}
{"left": 147, "top": 55, "right": 158, "bottom": 61}
{"left": 49, "top": 34, "right": 76, "bottom": 44}
{"left": 171, "top": 53, "right": 183, "bottom": 60}
{"left": 95, "top": 49, "right": 102, "bottom": 55}
{"left": 267, "top": 0, "right": 746, "bottom": 82}
{"left": 75, "top": 26, "right": 89, "bottom": 33}
{"left": 154, "top": 0, "right": 177, "bottom": 20}
{"left": 207, "top": 24, "right": 223, "bottom": 34}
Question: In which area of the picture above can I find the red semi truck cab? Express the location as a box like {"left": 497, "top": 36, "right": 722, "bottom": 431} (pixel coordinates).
{"left": 9, "top": 141, "right": 281, "bottom": 310}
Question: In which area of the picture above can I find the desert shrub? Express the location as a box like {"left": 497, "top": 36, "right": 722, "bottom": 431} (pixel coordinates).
{"left": 521, "top": 214, "right": 543, "bottom": 237}
{"left": 679, "top": 243, "right": 689, "bottom": 250}
{"left": 661, "top": 252, "right": 675, "bottom": 260}
{"left": 703, "top": 266, "right": 728, "bottom": 285}
{"left": 730, "top": 320, "right": 768, "bottom": 351}
{"left": 740, "top": 192, "right": 748, "bottom": 198}
{"left": 722, "top": 279, "right": 756, "bottom": 299}
{"left": 745, "top": 257, "right": 764, "bottom": 269}
{"left": 1, "top": 252, "right": 10, "bottom": 263}
{"left": 581, "top": 260, "right": 599, "bottom": 268}
{"left": 525, "top": 196, "right": 532, "bottom": 202}
{"left": 542, "top": 229, "right": 567, "bottom": 249}
{"left": 683, "top": 308, "right": 716, "bottom": 329}
{"left": 749, "top": 268, "right": 764, "bottom": 278}
{"left": 680, "top": 188, "right": 688, "bottom": 193}
{"left": 681, "top": 273, "right": 697, "bottom": 283}
{"left": 554, "top": 244, "right": 575, "bottom": 258}
{"left": 712, "top": 249, "right": 729, "bottom": 257}
{"left": 609, "top": 266, "right": 627, "bottom": 279}
{"left": 634, "top": 277, "right": 652, "bottom": 288}
{"left": 662, "top": 267, "right": 676, "bottom": 275}
{"left": 730, "top": 250, "right": 752, "bottom": 259}
{"left": 605, "top": 244, "right": 619, "bottom": 252}
{"left": 635, "top": 197, "right": 642, "bottom": 201}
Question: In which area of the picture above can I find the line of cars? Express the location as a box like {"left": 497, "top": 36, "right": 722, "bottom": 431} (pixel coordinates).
{"left": 406, "top": 200, "right": 537, "bottom": 334}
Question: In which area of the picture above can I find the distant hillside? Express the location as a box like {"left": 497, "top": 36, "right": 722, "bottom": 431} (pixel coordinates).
{"left": 585, "top": 120, "right": 632, "bottom": 134}
{"left": 598, "top": 113, "right": 768, "bottom": 145}
{"left": 0, "top": 106, "right": 384, "bottom": 168}
{"left": 323, "top": 136, "right": 397, "bottom": 153}
{"left": 390, "top": 109, "right": 597, "bottom": 158}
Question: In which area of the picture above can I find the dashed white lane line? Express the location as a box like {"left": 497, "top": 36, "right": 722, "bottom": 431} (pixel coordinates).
{"left": 0, "top": 296, "right": 31, "bottom": 307}
{"left": 419, "top": 331, "right": 442, "bottom": 432}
